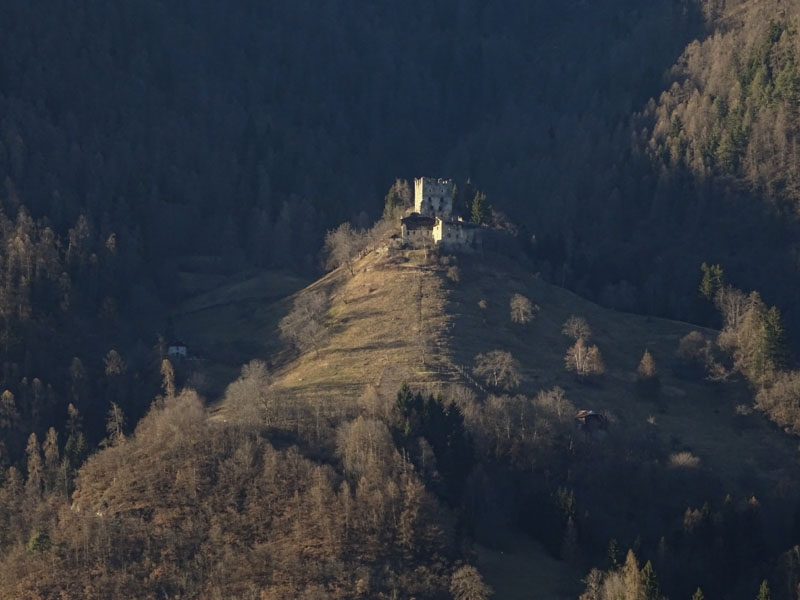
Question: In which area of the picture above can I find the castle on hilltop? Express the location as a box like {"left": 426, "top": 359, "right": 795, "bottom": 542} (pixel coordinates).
{"left": 400, "top": 177, "right": 482, "bottom": 251}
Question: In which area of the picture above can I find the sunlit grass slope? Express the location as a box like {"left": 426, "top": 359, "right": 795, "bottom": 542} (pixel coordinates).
{"left": 267, "top": 247, "right": 797, "bottom": 497}
{"left": 172, "top": 245, "right": 800, "bottom": 598}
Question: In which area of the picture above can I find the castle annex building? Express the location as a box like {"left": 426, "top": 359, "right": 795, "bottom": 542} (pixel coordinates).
{"left": 401, "top": 177, "right": 481, "bottom": 251}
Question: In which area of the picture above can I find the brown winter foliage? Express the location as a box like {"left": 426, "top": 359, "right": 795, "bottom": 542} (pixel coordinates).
{"left": 0, "top": 390, "right": 456, "bottom": 599}
{"left": 564, "top": 339, "right": 606, "bottom": 379}
{"left": 279, "top": 290, "right": 330, "bottom": 356}
{"left": 562, "top": 315, "right": 592, "bottom": 342}
{"left": 646, "top": 5, "right": 800, "bottom": 212}
{"left": 473, "top": 350, "right": 522, "bottom": 391}
{"left": 509, "top": 293, "right": 538, "bottom": 325}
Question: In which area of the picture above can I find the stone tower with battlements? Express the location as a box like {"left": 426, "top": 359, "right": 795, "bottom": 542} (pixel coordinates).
{"left": 414, "top": 177, "right": 454, "bottom": 217}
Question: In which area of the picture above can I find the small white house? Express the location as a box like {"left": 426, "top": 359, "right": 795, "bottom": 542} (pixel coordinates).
{"left": 167, "top": 341, "right": 188, "bottom": 359}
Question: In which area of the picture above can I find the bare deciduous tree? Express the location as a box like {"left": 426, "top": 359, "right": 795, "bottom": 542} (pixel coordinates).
{"left": 42, "top": 427, "right": 60, "bottom": 494}
{"left": 510, "top": 293, "right": 538, "bottom": 325}
{"left": 224, "top": 360, "right": 276, "bottom": 426}
{"left": 564, "top": 338, "right": 605, "bottom": 377}
{"left": 534, "top": 386, "right": 574, "bottom": 423}
{"left": 756, "top": 371, "right": 800, "bottom": 432}
{"left": 714, "top": 285, "right": 748, "bottom": 331}
{"left": 357, "top": 385, "right": 389, "bottom": 421}
{"left": 562, "top": 315, "right": 591, "bottom": 341}
{"left": 279, "top": 291, "right": 330, "bottom": 356}
{"left": 42, "top": 427, "right": 59, "bottom": 472}
{"left": 104, "top": 402, "right": 126, "bottom": 446}
{"left": 324, "top": 223, "right": 366, "bottom": 276}
{"left": 336, "top": 416, "right": 396, "bottom": 479}
{"left": 25, "top": 432, "right": 43, "bottom": 498}
{"left": 676, "top": 331, "right": 727, "bottom": 380}
{"left": 717, "top": 290, "right": 783, "bottom": 381}
{"left": 473, "top": 350, "right": 521, "bottom": 391}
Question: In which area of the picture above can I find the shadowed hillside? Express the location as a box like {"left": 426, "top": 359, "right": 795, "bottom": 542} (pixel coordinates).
{"left": 189, "top": 241, "right": 800, "bottom": 598}
{"left": 2, "top": 236, "right": 799, "bottom": 598}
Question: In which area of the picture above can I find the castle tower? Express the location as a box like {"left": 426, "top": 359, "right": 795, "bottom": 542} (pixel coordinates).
{"left": 414, "top": 177, "right": 454, "bottom": 217}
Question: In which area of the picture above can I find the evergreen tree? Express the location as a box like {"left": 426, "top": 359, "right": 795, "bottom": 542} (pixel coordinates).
{"left": 699, "top": 263, "right": 724, "bottom": 301}
{"left": 64, "top": 403, "right": 87, "bottom": 469}
{"left": 607, "top": 538, "right": 620, "bottom": 568}
{"left": 762, "top": 306, "right": 788, "bottom": 371}
{"left": 382, "top": 179, "right": 411, "bottom": 219}
{"left": 26, "top": 530, "right": 50, "bottom": 553}
{"left": 471, "top": 191, "right": 491, "bottom": 225}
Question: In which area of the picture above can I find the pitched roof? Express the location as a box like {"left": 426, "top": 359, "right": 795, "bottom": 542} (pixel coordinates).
{"left": 401, "top": 213, "right": 436, "bottom": 230}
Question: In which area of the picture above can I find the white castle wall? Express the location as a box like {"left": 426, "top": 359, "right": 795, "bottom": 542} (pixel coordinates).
{"left": 414, "top": 177, "right": 454, "bottom": 217}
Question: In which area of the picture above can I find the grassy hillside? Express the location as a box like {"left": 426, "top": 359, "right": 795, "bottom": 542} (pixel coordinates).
{"left": 180, "top": 242, "right": 800, "bottom": 596}
{"left": 244, "top": 246, "right": 793, "bottom": 494}
{"left": 181, "top": 242, "right": 798, "bottom": 499}
{"left": 270, "top": 250, "right": 456, "bottom": 402}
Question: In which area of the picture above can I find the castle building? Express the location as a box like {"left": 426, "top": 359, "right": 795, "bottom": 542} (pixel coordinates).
{"left": 400, "top": 177, "right": 482, "bottom": 252}
{"left": 433, "top": 216, "right": 481, "bottom": 250}
{"left": 401, "top": 213, "right": 436, "bottom": 245}
{"left": 414, "top": 177, "right": 454, "bottom": 217}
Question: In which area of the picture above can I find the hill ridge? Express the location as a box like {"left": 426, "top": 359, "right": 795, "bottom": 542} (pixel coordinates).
{"left": 244, "top": 246, "right": 797, "bottom": 499}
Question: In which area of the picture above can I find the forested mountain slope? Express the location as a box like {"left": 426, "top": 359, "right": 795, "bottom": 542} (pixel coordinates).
{"left": 0, "top": 0, "right": 707, "bottom": 473}
{"left": 2, "top": 0, "right": 798, "bottom": 341}
{"left": 2, "top": 0, "right": 800, "bottom": 462}
{"left": 3, "top": 242, "right": 799, "bottom": 598}
{"left": 0, "top": 0, "right": 698, "bottom": 280}
{"left": 2, "top": 1, "right": 800, "bottom": 597}
{"left": 635, "top": 0, "right": 800, "bottom": 330}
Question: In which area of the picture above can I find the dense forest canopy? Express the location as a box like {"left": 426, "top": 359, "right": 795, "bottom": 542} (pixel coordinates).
{"left": 0, "top": 0, "right": 708, "bottom": 455}
{"left": 1, "top": 0, "right": 698, "bottom": 267}
{"left": 1, "top": 0, "right": 798, "bottom": 334}
{"left": 0, "top": 0, "right": 795, "bottom": 419}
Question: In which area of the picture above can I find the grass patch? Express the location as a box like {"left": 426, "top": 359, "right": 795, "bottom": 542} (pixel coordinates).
{"left": 173, "top": 245, "right": 800, "bottom": 514}
{"left": 262, "top": 247, "right": 799, "bottom": 502}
